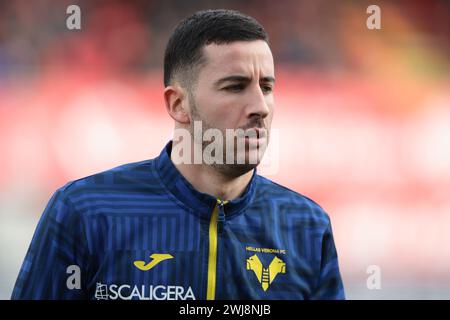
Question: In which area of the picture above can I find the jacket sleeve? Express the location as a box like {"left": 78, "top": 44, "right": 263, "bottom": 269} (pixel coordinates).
{"left": 11, "top": 188, "right": 91, "bottom": 299}
{"left": 311, "top": 219, "right": 346, "bottom": 300}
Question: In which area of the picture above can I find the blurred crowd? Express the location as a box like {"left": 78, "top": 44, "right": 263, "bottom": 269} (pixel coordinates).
{"left": 0, "top": 0, "right": 447, "bottom": 78}
{"left": 0, "top": 0, "right": 449, "bottom": 299}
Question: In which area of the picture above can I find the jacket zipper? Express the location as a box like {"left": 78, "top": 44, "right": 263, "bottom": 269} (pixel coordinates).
{"left": 206, "top": 199, "right": 228, "bottom": 300}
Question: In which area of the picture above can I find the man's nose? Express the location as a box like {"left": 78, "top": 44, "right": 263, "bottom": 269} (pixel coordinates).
{"left": 245, "top": 85, "right": 270, "bottom": 119}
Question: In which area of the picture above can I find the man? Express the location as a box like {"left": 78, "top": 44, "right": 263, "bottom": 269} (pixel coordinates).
{"left": 12, "top": 9, "right": 345, "bottom": 300}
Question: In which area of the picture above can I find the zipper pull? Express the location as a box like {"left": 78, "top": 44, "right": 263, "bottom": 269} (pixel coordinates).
{"left": 217, "top": 199, "right": 227, "bottom": 234}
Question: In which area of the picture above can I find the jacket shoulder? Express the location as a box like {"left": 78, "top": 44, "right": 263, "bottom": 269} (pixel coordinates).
{"left": 255, "top": 175, "right": 331, "bottom": 225}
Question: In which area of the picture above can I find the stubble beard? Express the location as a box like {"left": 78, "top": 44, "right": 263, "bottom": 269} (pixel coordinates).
{"left": 188, "top": 99, "right": 269, "bottom": 179}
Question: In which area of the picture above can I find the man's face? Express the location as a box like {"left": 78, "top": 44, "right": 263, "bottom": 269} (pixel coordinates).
{"left": 188, "top": 40, "right": 275, "bottom": 176}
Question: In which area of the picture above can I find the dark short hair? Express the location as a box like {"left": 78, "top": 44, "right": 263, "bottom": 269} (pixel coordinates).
{"left": 163, "top": 9, "right": 269, "bottom": 88}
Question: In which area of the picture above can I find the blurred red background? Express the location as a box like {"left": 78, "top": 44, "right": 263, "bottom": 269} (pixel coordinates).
{"left": 0, "top": 0, "right": 449, "bottom": 299}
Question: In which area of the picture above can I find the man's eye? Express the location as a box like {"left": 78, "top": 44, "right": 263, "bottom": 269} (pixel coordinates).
{"left": 261, "top": 85, "right": 273, "bottom": 94}
{"left": 224, "top": 84, "right": 244, "bottom": 92}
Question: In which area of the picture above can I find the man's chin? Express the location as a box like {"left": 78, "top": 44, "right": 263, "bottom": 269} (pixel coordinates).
{"left": 211, "top": 162, "right": 259, "bottom": 178}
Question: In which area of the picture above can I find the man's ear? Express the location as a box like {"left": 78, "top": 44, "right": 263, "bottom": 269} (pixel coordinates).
{"left": 164, "top": 84, "right": 190, "bottom": 124}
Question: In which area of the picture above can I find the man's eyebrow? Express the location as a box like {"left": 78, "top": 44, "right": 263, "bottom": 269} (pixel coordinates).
{"left": 261, "top": 76, "right": 276, "bottom": 83}
{"left": 214, "top": 75, "right": 275, "bottom": 86}
{"left": 214, "top": 75, "right": 250, "bottom": 86}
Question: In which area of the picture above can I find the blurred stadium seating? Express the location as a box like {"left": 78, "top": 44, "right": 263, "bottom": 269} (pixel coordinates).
{"left": 0, "top": 0, "right": 449, "bottom": 299}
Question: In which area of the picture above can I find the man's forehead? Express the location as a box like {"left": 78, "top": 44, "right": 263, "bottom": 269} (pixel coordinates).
{"left": 201, "top": 40, "right": 274, "bottom": 77}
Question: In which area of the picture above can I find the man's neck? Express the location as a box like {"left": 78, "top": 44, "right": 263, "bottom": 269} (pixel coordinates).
{"left": 170, "top": 151, "right": 253, "bottom": 201}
